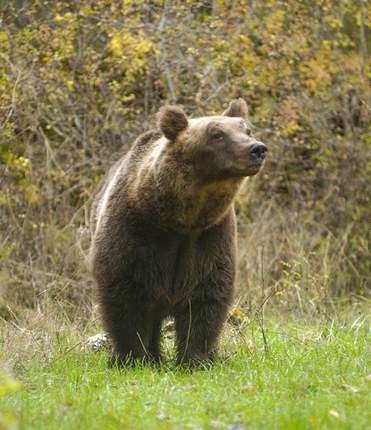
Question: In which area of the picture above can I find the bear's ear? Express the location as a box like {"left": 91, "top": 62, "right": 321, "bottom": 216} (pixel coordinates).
{"left": 222, "top": 98, "right": 248, "bottom": 120}
{"left": 158, "top": 106, "right": 188, "bottom": 141}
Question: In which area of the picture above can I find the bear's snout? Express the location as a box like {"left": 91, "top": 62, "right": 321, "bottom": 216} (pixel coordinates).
{"left": 249, "top": 142, "right": 267, "bottom": 163}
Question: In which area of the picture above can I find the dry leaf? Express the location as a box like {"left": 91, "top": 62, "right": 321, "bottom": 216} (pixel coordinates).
{"left": 342, "top": 383, "right": 359, "bottom": 393}
{"left": 229, "top": 308, "right": 250, "bottom": 325}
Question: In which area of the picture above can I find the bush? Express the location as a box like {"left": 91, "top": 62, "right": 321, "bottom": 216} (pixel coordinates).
{"left": 0, "top": 0, "right": 369, "bottom": 318}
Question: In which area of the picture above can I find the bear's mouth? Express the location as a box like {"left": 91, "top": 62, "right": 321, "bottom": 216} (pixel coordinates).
{"left": 244, "top": 162, "right": 264, "bottom": 176}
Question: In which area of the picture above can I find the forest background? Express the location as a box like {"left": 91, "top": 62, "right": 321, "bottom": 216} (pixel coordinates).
{"left": 0, "top": 0, "right": 370, "bottom": 325}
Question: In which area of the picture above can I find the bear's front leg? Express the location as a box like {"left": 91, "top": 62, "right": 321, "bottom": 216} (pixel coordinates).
{"left": 99, "top": 292, "right": 162, "bottom": 366}
{"left": 174, "top": 298, "right": 230, "bottom": 367}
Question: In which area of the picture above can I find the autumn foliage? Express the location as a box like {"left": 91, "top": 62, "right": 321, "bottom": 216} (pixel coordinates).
{"left": 0, "top": 0, "right": 369, "bottom": 317}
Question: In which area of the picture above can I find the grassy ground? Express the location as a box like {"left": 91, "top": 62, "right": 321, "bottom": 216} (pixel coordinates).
{"left": 1, "top": 311, "right": 370, "bottom": 430}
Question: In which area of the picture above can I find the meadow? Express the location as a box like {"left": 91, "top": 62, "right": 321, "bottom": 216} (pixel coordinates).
{"left": 1, "top": 306, "right": 370, "bottom": 430}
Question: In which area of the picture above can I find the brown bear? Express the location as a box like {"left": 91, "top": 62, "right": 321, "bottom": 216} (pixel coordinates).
{"left": 90, "top": 99, "right": 267, "bottom": 367}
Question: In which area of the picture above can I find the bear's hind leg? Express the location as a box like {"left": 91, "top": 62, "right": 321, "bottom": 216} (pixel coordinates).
{"left": 148, "top": 319, "right": 163, "bottom": 363}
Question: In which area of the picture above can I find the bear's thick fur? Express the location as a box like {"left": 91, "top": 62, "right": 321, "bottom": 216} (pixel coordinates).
{"left": 90, "top": 99, "right": 267, "bottom": 366}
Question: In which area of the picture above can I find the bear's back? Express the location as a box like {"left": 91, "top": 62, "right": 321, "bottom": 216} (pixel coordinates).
{"left": 91, "top": 129, "right": 163, "bottom": 235}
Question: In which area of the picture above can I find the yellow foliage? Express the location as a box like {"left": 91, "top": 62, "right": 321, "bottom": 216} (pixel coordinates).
{"left": 0, "top": 0, "right": 369, "bottom": 309}
{"left": 108, "top": 31, "right": 153, "bottom": 82}
{"left": 0, "top": 374, "right": 22, "bottom": 396}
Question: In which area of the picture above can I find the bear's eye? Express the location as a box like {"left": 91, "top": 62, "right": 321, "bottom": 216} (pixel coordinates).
{"left": 212, "top": 133, "right": 224, "bottom": 141}
{"left": 246, "top": 129, "right": 252, "bottom": 136}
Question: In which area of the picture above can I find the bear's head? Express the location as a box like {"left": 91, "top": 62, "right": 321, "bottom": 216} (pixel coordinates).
{"left": 158, "top": 99, "right": 267, "bottom": 183}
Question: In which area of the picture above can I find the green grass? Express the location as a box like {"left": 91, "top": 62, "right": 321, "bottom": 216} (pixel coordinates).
{"left": 1, "top": 318, "right": 370, "bottom": 430}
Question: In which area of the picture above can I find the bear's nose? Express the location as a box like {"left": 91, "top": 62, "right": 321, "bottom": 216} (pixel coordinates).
{"left": 249, "top": 142, "right": 267, "bottom": 161}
